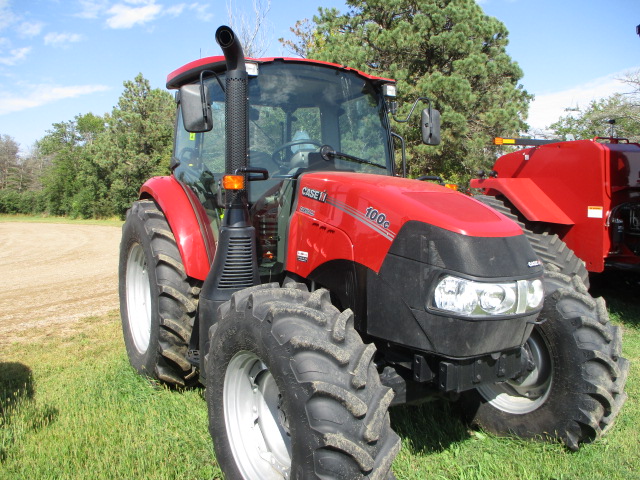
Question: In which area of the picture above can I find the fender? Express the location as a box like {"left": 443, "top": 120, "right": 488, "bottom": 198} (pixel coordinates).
{"left": 287, "top": 172, "right": 527, "bottom": 276}
{"left": 140, "top": 176, "right": 215, "bottom": 280}
{"left": 471, "top": 177, "right": 574, "bottom": 225}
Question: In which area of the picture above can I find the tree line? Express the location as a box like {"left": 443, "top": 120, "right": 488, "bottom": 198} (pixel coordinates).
{"left": 0, "top": 74, "right": 174, "bottom": 218}
{"left": 1, "top": 0, "right": 638, "bottom": 219}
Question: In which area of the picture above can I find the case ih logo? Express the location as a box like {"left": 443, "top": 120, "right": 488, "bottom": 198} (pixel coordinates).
{"left": 301, "top": 187, "right": 327, "bottom": 203}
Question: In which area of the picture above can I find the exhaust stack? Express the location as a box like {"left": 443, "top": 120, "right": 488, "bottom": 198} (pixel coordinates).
{"left": 195, "top": 26, "right": 259, "bottom": 374}
{"left": 215, "top": 25, "right": 249, "bottom": 217}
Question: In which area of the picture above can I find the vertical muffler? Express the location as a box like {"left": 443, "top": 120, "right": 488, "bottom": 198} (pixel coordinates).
{"left": 195, "top": 26, "right": 260, "bottom": 371}
{"left": 215, "top": 25, "right": 249, "bottom": 217}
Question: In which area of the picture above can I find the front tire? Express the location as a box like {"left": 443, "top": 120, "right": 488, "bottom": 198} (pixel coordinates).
{"left": 206, "top": 283, "right": 400, "bottom": 479}
{"left": 462, "top": 267, "right": 629, "bottom": 450}
{"left": 119, "top": 199, "right": 201, "bottom": 387}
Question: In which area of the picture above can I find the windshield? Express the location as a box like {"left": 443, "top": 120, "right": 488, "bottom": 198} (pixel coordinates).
{"left": 173, "top": 62, "right": 393, "bottom": 204}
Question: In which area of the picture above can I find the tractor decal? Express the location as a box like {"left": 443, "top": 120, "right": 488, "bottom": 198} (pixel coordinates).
{"left": 325, "top": 196, "right": 397, "bottom": 242}
{"left": 301, "top": 186, "right": 327, "bottom": 202}
{"left": 298, "top": 206, "right": 315, "bottom": 216}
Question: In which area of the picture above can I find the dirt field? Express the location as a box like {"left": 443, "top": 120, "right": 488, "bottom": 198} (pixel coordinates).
{"left": 0, "top": 222, "right": 122, "bottom": 346}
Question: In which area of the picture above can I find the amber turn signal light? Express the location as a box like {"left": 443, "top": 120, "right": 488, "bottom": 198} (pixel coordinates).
{"left": 494, "top": 137, "right": 516, "bottom": 145}
{"left": 222, "top": 175, "right": 245, "bottom": 190}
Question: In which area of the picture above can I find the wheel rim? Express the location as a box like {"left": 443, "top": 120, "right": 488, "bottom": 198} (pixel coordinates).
{"left": 224, "top": 351, "right": 292, "bottom": 480}
{"left": 125, "top": 243, "right": 152, "bottom": 354}
{"left": 477, "top": 329, "right": 553, "bottom": 414}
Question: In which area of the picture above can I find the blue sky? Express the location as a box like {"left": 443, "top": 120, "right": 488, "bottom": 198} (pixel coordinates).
{"left": 0, "top": 0, "right": 639, "bottom": 154}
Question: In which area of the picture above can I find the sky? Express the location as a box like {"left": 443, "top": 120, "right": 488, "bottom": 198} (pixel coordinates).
{"left": 0, "top": 0, "right": 639, "bottom": 155}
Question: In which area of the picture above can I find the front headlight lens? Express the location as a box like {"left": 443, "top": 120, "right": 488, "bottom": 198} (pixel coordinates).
{"left": 433, "top": 275, "right": 544, "bottom": 317}
{"left": 479, "top": 284, "right": 516, "bottom": 314}
{"left": 434, "top": 276, "right": 478, "bottom": 315}
{"left": 527, "top": 279, "right": 544, "bottom": 309}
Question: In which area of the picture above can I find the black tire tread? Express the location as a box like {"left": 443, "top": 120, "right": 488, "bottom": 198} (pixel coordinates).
{"left": 471, "top": 263, "right": 627, "bottom": 450}
{"left": 544, "top": 258, "right": 628, "bottom": 449}
{"left": 461, "top": 224, "right": 628, "bottom": 450}
{"left": 127, "top": 199, "right": 201, "bottom": 387}
{"left": 209, "top": 282, "right": 399, "bottom": 479}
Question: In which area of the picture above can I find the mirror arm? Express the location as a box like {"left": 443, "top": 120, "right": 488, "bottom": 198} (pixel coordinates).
{"left": 391, "top": 132, "right": 406, "bottom": 178}
{"left": 392, "top": 97, "right": 433, "bottom": 124}
{"left": 199, "top": 70, "right": 225, "bottom": 125}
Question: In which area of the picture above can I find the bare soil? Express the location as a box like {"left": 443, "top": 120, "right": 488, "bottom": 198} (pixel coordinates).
{"left": 0, "top": 222, "right": 121, "bottom": 346}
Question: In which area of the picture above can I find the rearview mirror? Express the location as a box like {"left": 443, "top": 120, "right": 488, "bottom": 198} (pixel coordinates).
{"left": 421, "top": 108, "right": 441, "bottom": 145}
{"left": 179, "top": 84, "right": 213, "bottom": 133}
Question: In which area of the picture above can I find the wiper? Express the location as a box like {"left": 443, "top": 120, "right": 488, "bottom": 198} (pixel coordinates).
{"left": 320, "top": 145, "right": 387, "bottom": 170}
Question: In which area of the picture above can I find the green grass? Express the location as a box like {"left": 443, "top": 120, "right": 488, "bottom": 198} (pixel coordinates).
{"left": 0, "top": 314, "right": 218, "bottom": 480}
{"left": 0, "top": 214, "right": 123, "bottom": 227}
{"left": 0, "top": 277, "right": 638, "bottom": 479}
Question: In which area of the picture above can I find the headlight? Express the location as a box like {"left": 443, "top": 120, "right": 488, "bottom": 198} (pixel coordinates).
{"left": 432, "top": 275, "right": 543, "bottom": 317}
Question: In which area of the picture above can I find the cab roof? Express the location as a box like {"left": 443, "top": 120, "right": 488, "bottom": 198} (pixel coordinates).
{"left": 166, "top": 55, "right": 395, "bottom": 90}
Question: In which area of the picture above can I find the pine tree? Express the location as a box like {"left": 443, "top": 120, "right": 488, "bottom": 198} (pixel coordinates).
{"left": 284, "top": 0, "right": 531, "bottom": 182}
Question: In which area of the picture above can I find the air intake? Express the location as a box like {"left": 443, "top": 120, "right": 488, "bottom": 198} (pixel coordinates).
{"left": 218, "top": 236, "right": 255, "bottom": 288}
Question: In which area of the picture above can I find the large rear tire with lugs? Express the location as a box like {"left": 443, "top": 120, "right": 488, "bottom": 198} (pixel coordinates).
{"left": 461, "top": 265, "right": 629, "bottom": 450}
{"left": 206, "top": 283, "right": 400, "bottom": 479}
{"left": 119, "top": 199, "right": 201, "bottom": 387}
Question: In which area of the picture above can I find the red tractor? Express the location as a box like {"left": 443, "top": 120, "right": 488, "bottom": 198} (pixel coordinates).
{"left": 471, "top": 136, "right": 640, "bottom": 282}
{"left": 119, "top": 26, "right": 627, "bottom": 479}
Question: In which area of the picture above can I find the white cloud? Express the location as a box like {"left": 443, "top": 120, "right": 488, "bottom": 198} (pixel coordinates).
{"left": 0, "top": 84, "right": 111, "bottom": 115}
{"left": 0, "top": 46, "right": 31, "bottom": 65}
{"left": 77, "top": 0, "right": 211, "bottom": 28}
{"left": 44, "top": 32, "right": 84, "bottom": 47}
{"left": 166, "top": 4, "right": 186, "bottom": 16}
{"left": 527, "top": 69, "right": 639, "bottom": 130}
{"left": 76, "top": 0, "right": 110, "bottom": 19}
{"left": 106, "top": 1, "right": 162, "bottom": 29}
{"left": 188, "top": 3, "right": 213, "bottom": 22}
{"left": 17, "top": 21, "right": 45, "bottom": 38}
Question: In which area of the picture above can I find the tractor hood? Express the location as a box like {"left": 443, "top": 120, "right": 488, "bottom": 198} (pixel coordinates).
{"left": 287, "top": 172, "right": 531, "bottom": 276}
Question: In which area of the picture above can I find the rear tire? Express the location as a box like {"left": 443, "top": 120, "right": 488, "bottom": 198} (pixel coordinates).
{"left": 119, "top": 199, "right": 201, "bottom": 387}
{"left": 461, "top": 266, "right": 629, "bottom": 450}
{"left": 206, "top": 283, "right": 400, "bottom": 479}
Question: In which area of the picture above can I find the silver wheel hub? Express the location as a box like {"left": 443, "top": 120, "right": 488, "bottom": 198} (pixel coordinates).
{"left": 224, "top": 351, "right": 292, "bottom": 479}
{"left": 477, "top": 329, "right": 552, "bottom": 414}
{"left": 125, "top": 243, "right": 152, "bottom": 353}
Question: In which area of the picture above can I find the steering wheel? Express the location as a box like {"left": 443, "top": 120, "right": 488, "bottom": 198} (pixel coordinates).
{"left": 271, "top": 139, "right": 322, "bottom": 166}
{"left": 179, "top": 148, "right": 198, "bottom": 163}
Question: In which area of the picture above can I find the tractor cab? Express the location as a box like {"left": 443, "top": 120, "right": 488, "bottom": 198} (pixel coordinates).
{"left": 167, "top": 57, "right": 400, "bottom": 277}
{"left": 169, "top": 58, "right": 397, "bottom": 196}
